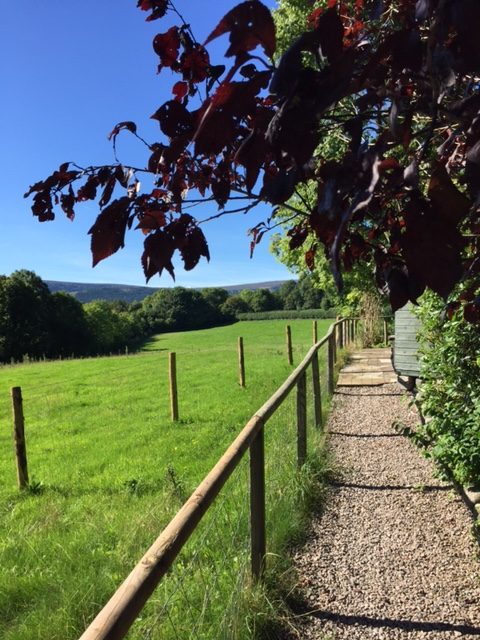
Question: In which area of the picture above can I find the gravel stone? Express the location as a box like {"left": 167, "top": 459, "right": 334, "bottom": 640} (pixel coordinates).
{"left": 285, "top": 384, "right": 480, "bottom": 639}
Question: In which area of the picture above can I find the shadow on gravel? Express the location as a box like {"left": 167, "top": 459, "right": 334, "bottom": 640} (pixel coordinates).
{"left": 329, "top": 431, "right": 402, "bottom": 438}
{"left": 304, "top": 609, "right": 480, "bottom": 635}
{"left": 330, "top": 481, "right": 452, "bottom": 492}
{"left": 334, "top": 391, "right": 404, "bottom": 397}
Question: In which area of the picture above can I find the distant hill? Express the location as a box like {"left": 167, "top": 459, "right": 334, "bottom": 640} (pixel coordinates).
{"left": 45, "top": 279, "right": 291, "bottom": 304}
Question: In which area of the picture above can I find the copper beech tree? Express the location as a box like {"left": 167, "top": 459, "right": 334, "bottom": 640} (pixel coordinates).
{"left": 25, "top": 0, "right": 480, "bottom": 318}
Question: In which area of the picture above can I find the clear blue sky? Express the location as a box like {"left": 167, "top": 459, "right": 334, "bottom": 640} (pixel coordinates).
{"left": 1, "top": 0, "right": 295, "bottom": 288}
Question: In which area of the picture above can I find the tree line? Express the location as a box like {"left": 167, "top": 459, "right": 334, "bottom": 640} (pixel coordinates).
{"left": 0, "top": 270, "right": 335, "bottom": 363}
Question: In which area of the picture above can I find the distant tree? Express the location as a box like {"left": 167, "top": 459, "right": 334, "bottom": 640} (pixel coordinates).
{"left": 140, "top": 287, "right": 225, "bottom": 332}
{"left": 277, "top": 280, "right": 298, "bottom": 309}
{"left": 84, "top": 300, "right": 136, "bottom": 354}
{"left": 297, "top": 275, "right": 323, "bottom": 310}
{"left": 200, "top": 287, "right": 230, "bottom": 311}
{"left": 48, "top": 292, "right": 90, "bottom": 357}
{"left": 0, "top": 270, "right": 51, "bottom": 361}
{"left": 239, "top": 288, "right": 280, "bottom": 312}
{"left": 220, "top": 295, "right": 251, "bottom": 318}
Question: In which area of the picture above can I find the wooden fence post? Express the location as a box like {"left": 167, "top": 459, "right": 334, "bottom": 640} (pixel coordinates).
{"left": 311, "top": 353, "right": 322, "bottom": 428}
{"left": 250, "top": 428, "right": 266, "bottom": 581}
{"left": 383, "top": 318, "right": 388, "bottom": 346}
{"left": 339, "top": 320, "right": 344, "bottom": 349}
{"left": 169, "top": 352, "right": 179, "bottom": 421}
{"left": 327, "top": 334, "right": 335, "bottom": 395}
{"left": 11, "top": 387, "right": 28, "bottom": 489}
{"left": 238, "top": 337, "right": 245, "bottom": 388}
{"left": 286, "top": 325, "right": 293, "bottom": 366}
{"left": 312, "top": 320, "right": 318, "bottom": 344}
{"left": 297, "top": 372, "right": 307, "bottom": 467}
{"left": 332, "top": 324, "right": 337, "bottom": 363}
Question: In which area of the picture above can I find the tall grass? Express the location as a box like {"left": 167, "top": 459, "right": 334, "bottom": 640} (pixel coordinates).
{"left": 0, "top": 320, "right": 332, "bottom": 639}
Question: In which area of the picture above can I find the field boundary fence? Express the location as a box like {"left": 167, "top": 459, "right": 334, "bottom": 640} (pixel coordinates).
{"left": 76, "top": 317, "right": 359, "bottom": 639}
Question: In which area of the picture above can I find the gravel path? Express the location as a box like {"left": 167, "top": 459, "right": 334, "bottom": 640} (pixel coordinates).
{"left": 287, "top": 384, "right": 480, "bottom": 640}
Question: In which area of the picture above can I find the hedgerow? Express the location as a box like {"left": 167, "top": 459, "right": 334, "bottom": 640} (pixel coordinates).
{"left": 416, "top": 292, "right": 480, "bottom": 487}
{"left": 237, "top": 308, "right": 337, "bottom": 321}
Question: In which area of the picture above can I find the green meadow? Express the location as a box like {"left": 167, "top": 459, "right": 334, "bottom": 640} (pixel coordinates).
{"left": 0, "top": 320, "right": 332, "bottom": 639}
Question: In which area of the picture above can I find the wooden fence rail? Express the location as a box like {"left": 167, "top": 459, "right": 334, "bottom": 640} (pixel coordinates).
{"left": 79, "top": 318, "right": 358, "bottom": 640}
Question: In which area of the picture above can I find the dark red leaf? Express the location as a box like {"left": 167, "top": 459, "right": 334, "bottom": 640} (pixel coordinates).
{"left": 464, "top": 302, "right": 480, "bottom": 323}
{"left": 31, "top": 191, "right": 55, "bottom": 222}
{"left": 77, "top": 175, "right": 99, "bottom": 202}
{"left": 107, "top": 121, "right": 137, "bottom": 141}
{"left": 211, "top": 175, "right": 231, "bottom": 209}
{"left": 151, "top": 100, "right": 194, "bottom": 138}
{"left": 137, "top": 0, "right": 168, "bottom": 21}
{"left": 249, "top": 224, "right": 266, "bottom": 258}
{"left": 115, "top": 165, "right": 131, "bottom": 189}
{"left": 24, "top": 165, "right": 79, "bottom": 198}
{"left": 288, "top": 225, "right": 308, "bottom": 250}
{"left": 153, "top": 27, "right": 180, "bottom": 70}
{"left": 172, "top": 81, "right": 189, "bottom": 102}
{"left": 211, "top": 73, "right": 270, "bottom": 116}
{"left": 148, "top": 144, "right": 167, "bottom": 174}
{"left": 446, "top": 301, "right": 461, "bottom": 319}
{"left": 164, "top": 214, "right": 210, "bottom": 271}
{"left": 235, "top": 128, "right": 269, "bottom": 192}
{"left": 193, "top": 107, "right": 236, "bottom": 156}
{"left": 88, "top": 197, "right": 131, "bottom": 267}
{"left": 204, "top": 1, "right": 276, "bottom": 59}
{"left": 314, "top": 8, "right": 344, "bottom": 65}
{"left": 389, "top": 29, "right": 423, "bottom": 72}
{"left": 194, "top": 164, "right": 213, "bottom": 197}
{"left": 60, "top": 185, "right": 75, "bottom": 220}
{"left": 376, "top": 261, "right": 412, "bottom": 312}
{"left": 141, "top": 229, "right": 175, "bottom": 281}
{"left": 180, "top": 45, "right": 210, "bottom": 83}
{"left": 378, "top": 157, "right": 400, "bottom": 172}
{"left": 269, "top": 36, "right": 304, "bottom": 99}
{"left": 179, "top": 225, "right": 210, "bottom": 271}
{"left": 401, "top": 199, "right": 464, "bottom": 300}
{"left": 427, "top": 163, "right": 470, "bottom": 225}
{"left": 260, "top": 167, "right": 298, "bottom": 205}
{"left": 99, "top": 176, "right": 116, "bottom": 208}
{"left": 305, "top": 247, "right": 316, "bottom": 271}
{"left": 136, "top": 208, "right": 167, "bottom": 234}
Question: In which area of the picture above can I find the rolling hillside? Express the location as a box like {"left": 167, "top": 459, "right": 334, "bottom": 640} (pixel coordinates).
{"left": 45, "top": 279, "right": 290, "bottom": 303}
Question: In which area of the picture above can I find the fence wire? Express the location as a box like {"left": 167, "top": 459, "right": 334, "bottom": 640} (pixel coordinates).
{"left": 125, "top": 340, "right": 332, "bottom": 640}
{"left": 131, "top": 454, "right": 251, "bottom": 639}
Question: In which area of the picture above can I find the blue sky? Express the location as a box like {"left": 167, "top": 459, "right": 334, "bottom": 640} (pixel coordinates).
{"left": 1, "top": 0, "right": 295, "bottom": 288}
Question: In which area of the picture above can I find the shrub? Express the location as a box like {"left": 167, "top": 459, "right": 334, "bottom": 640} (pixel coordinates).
{"left": 416, "top": 292, "right": 480, "bottom": 486}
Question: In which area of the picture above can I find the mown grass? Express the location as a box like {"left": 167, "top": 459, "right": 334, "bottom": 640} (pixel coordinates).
{"left": 0, "top": 319, "right": 333, "bottom": 639}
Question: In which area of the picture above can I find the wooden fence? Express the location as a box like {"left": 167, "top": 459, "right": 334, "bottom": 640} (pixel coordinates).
{"left": 79, "top": 318, "right": 358, "bottom": 640}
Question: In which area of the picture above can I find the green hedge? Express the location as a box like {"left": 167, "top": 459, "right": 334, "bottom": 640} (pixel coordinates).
{"left": 416, "top": 292, "right": 480, "bottom": 486}
{"left": 237, "top": 308, "right": 338, "bottom": 321}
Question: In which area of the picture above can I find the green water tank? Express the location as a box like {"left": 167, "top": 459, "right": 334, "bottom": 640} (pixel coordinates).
{"left": 393, "top": 303, "right": 422, "bottom": 378}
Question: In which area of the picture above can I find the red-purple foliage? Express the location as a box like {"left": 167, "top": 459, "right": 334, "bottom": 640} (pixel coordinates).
{"left": 25, "top": 0, "right": 480, "bottom": 319}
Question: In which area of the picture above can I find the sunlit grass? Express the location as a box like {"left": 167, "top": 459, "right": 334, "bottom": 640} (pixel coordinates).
{"left": 0, "top": 319, "right": 332, "bottom": 639}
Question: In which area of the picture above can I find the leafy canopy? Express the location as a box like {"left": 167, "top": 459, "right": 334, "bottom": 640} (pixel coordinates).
{"left": 25, "top": 0, "right": 480, "bottom": 319}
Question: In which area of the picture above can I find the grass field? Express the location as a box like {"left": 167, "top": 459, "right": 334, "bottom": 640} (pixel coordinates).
{"left": 0, "top": 319, "right": 333, "bottom": 639}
